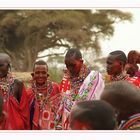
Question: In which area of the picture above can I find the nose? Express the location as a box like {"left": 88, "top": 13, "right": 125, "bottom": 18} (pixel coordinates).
{"left": 39, "top": 73, "right": 43, "bottom": 77}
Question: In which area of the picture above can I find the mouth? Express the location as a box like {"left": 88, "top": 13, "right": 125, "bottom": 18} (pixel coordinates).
{"left": 37, "top": 78, "right": 45, "bottom": 82}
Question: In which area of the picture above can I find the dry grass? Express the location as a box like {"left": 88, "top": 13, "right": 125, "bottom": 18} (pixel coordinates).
{"left": 13, "top": 72, "right": 32, "bottom": 82}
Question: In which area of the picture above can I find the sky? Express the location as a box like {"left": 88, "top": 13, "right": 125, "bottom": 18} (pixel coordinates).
{"left": 100, "top": 8, "right": 140, "bottom": 57}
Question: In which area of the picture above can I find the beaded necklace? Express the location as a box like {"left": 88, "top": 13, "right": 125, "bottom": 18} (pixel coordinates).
{"left": 111, "top": 72, "right": 129, "bottom": 81}
{"left": 66, "top": 64, "right": 91, "bottom": 100}
{"left": 0, "top": 73, "right": 14, "bottom": 101}
{"left": 31, "top": 80, "right": 53, "bottom": 111}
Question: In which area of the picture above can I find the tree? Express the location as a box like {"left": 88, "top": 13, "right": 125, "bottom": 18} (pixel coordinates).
{"left": 0, "top": 10, "right": 132, "bottom": 71}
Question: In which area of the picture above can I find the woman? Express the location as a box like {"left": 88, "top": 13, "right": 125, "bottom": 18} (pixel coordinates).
{"left": 56, "top": 48, "right": 104, "bottom": 130}
{"left": 27, "top": 60, "right": 61, "bottom": 130}
{"left": 125, "top": 50, "right": 140, "bottom": 77}
{"left": 0, "top": 53, "right": 30, "bottom": 130}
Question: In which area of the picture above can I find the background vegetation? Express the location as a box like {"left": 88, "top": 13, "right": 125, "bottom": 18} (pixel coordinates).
{"left": 0, "top": 10, "right": 132, "bottom": 72}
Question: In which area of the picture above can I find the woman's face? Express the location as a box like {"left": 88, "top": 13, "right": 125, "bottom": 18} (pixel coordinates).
{"left": 106, "top": 55, "right": 122, "bottom": 76}
{"left": 65, "top": 57, "right": 83, "bottom": 77}
{"left": 33, "top": 65, "right": 48, "bottom": 86}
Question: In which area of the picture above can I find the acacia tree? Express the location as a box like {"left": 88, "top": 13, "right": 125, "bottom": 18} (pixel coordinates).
{"left": 0, "top": 10, "right": 132, "bottom": 71}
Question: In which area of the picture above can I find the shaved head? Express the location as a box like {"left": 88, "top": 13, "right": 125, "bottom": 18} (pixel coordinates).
{"left": 0, "top": 53, "right": 11, "bottom": 64}
{"left": 101, "top": 81, "right": 140, "bottom": 122}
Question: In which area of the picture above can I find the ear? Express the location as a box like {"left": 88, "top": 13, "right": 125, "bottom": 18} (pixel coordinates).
{"left": 31, "top": 72, "right": 34, "bottom": 77}
{"left": 80, "top": 125, "right": 88, "bottom": 130}
{"left": 120, "top": 61, "right": 125, "bottom": 67}
{"left": 79, "top": 122, "right": 90, "bottom": 130}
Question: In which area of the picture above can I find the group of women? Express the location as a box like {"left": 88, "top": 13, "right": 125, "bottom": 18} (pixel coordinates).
{"left": 0, "top": 48, "right": 139, "bottom": 130}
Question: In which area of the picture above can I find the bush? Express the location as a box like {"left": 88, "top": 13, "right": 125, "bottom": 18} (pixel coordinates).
{"left": 48, "top": 67, "right": 63, "bottom": 84}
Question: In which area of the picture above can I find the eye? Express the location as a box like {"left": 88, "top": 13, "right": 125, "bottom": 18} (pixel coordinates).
{"left": 0, "top": 63, "right": 7, "bottom": 67}
{"left": 35, "top": 71, "right": 47, "bottom": 75}
{"left": 67, "top": 64, "right": 75, "bottom": 67}
{"left": 42, "top": 71, "right": 47, "bottom": 74}
{"left": 0, "top": 64, "right": 5, "bottom": 67}
{"left": 107, "top": 61, "right": 113, "bottom": 65}
{"left": 35, "top": 71, "right": 40, "bottom": 74}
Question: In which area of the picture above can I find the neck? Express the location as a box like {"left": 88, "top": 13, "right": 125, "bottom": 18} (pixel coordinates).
{"left": 114, "top": 70, "right": 126, "bottom": 77}
{"left": 70, "top": 73, "right": 79, "bottom": 78}
{"left": 111, "top": 71, "right": 128, "bottom": 81}
{"left": 69, "top": 64, "right": 90, "bottom": 80}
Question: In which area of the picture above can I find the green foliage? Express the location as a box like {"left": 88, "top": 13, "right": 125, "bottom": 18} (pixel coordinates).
{"left": 48, "top": 66, "right": 63, "bottom": 84}
{"left": 0, "top": 10, "right": 133, "bottom": 71}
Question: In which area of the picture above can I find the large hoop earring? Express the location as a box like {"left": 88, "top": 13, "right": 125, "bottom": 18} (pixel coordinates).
{"left": 8, "top": 64, "right": 11, "bottom": 72}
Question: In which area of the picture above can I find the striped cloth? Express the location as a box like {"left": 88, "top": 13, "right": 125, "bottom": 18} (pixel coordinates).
{"left": 119, "top": 114, "right": 140, "bottom": 130}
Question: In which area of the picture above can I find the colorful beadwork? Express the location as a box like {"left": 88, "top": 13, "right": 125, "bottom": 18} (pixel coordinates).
{"left": 0, "top": 73, "right": 14, "bottom": 101}
{"left": 67, "top": 64, "right": 90, "bottom": 100}
{"left": 31, "top": 80, "right": 53, "bottom": 111}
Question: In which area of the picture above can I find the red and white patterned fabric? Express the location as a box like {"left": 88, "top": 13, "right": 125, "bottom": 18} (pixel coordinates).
{"left": 27, "top": 81, "right": 61, "bottom": 130}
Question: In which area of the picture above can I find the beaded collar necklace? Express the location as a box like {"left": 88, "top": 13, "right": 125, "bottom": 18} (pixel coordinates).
{"left": 31, "top": 80, "right": 53, "bottom": 111}
{"left": 111, "top": 72, "right": 129, "bottom": 81}
{"left": 0, "top": 73, "right": 14, "bottom": 100}
{"left": 66, "top": 64, "right": 90, "bottom": 95}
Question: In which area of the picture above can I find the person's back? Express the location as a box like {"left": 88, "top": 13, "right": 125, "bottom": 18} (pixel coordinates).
{"left": 101, "top": 81, "right": 140, "bottom": 130}
{"left": 70, "top": 100, "right": 117, "bottom": 130}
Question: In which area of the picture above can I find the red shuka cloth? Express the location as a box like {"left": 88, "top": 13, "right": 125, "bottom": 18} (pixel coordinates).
{"left": 27, "top": 82, "right": 61, "bottom": 130}
{"left": 3, "top": 86, "right": 30, "bottom": 130}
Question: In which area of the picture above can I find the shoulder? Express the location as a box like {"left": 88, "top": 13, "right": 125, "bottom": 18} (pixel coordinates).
{"left": 135, "top": 71, "right": 140, "bottom": 78}
{"left": 52, "top": 82, "right": 60, "bottom": 91}
{"left": 52, "top": 81, "right": 59, "bottom": 87}
{"left": 127, "top": 77, "right": 140, "bottom": 88}
{"left": 13, "top": 78, "right": 24, "bottom": 86}
{"left": 49, "top": 81, "right": 61, "bottom": 98}
{"left": 88, "top": 70, "right": 104, "bottom": 79}
{"left": 26, "top": 87, "right": 33, "bottom": 96}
